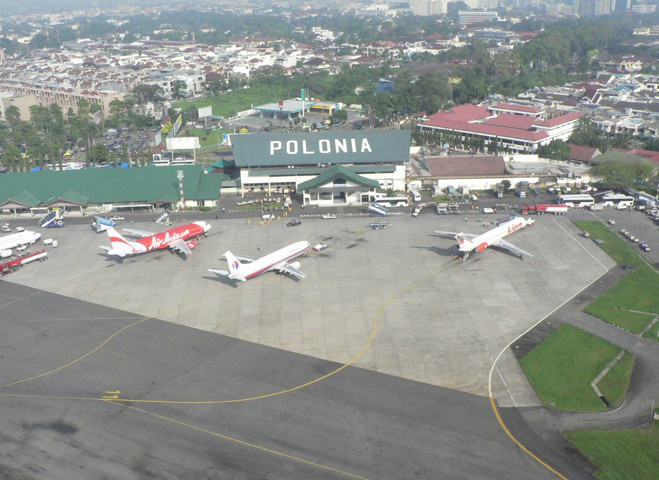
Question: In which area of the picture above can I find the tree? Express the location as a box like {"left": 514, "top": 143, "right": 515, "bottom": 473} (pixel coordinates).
{"left": 330, "top": 109, "right": 348, "bottom": 124}
{"left": 537, "top": 140, "right": 571, "bottom": 161}
{"left": 1, "top": 144, "right": 20, "bottom": 172}
{"left": 641, "top": 137, "right": 659, "bottom": 152}
{"left": 184, "top": 105, "right": 199, "bottom": 124}
{"left": 48, "top": 104, "right": 64, "bottom": 136}
{"left": 88, "top": 144, "right": 110, "bottom": 166}
{"left": 171, "top": 80, "right": 188, "bottom": 99}
{"left": 132, "top": 84, "right": 164, "bottom": 104}
{"left": 4, "top": 105, "right": 21, "bottom": 130}
{"left": 591, "top": 159, "right": 655, "bottom": 189}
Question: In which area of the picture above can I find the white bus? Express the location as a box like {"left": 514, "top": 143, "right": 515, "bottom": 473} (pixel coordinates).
{"left": 410, "top": 190, "right": 421, "bottom": 202}
{"left": 374, "top": 196, "right": 409, "bottom": 207}
{"left": 557, "top": 194, "right": 595, "bottom": 208}
{"left": 171, "top": 157, "right": 195, "bottom": 166}
{"left": 600, "top": 193, "right": 634, "bottom": 209}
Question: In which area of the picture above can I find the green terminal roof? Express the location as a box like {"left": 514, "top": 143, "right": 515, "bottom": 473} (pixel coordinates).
{"left": 297, "top": 165, "right": 383, "bottom": 191}
{"left": 0, "top": 165, "right": 222, "bottom": 207}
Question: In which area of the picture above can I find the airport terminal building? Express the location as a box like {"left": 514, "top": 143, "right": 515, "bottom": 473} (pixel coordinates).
{"left": 230, "top": 130, "right": 410, "bottom": 206}
{"left": 0, "top": 165, "right": 222, "bottom": 215}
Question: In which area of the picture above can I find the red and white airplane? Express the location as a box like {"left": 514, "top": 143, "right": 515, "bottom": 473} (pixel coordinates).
{"left": 209, "top": 241, "right": 311, "bottom": 282}
{"left": 435, "top": 216, "right": 535, "bottom": 261}
{"left": 100, "top": 221, "right": 211, "bottom": 258}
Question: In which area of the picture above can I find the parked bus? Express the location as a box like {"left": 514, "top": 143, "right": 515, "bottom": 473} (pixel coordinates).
{"left": 374, "top": 196, "right": 409, "bottom": 207}
{"left": 557, "top": 194, "right": 595, "bottom": 208}
{"left": 410, "top": 190, "right": 421, "bottom": 202}
{"left": 171, "top": 157, "right": 195, "bottom": 166}
{"left": 600, "top": 193, "right": 634, "bottom": 209}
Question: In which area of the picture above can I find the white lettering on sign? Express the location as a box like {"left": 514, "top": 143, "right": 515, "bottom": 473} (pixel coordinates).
{"left": 270, "top": 141, "right": 282, "bottom": 155}
{"left": 268, "top": 138, "right": 373, "bottom": 156}
{"left": 286, "top": 140, "right": 298, "bottom": 155}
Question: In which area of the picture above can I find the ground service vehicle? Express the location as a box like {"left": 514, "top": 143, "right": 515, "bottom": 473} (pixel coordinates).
{"left": 522, "top": 204, "right": 568, "bottom": 215}
{"left": 0, "top": 250, "right": 47, "bottom": 276}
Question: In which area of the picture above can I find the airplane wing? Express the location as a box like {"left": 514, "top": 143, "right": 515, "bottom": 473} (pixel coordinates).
{"left": 272, "top": 262, "right": 307, "bottom": 279}
{"left": 208, "top": 268, "right": 230, "bottom": 277}
{"left": 120, "top": 227, "right": 155, "bottom": 238}
{"left": 435, "top": 231, "right": 478, "bottom": 240}
{"left": 168, "top": 238, "right": 192, "bottom": 256}
{"left": 492, "top": 239, "right": 534, "bottom": 259}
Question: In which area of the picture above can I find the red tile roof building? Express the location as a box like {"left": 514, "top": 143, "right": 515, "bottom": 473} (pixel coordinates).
{"left": 569, "top": 144, "right": 601, "bottom": 163}
{"left": 418, "top": 103, "right": 582, "bottom": 154}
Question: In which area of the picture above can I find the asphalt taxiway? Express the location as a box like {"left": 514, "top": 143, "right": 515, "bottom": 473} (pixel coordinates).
{"left": 0, "top": 210, "right": 621, "bottom": 479}
{"left": 1, "top": 280, "right": 568, "bottom": 479}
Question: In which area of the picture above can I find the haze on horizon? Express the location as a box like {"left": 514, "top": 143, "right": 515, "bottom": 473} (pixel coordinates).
{"left": 3, "top": 0, "right": 223, "bottom": 15}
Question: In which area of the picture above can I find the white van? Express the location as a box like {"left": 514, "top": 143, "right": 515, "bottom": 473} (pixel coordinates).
{"left": 410, "top": 190, "right": 421, "bottom": 202}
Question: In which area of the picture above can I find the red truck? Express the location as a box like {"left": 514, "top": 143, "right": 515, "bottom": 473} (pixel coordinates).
{"left": 522, "top": 204, "right": 568, "bottom": 215}
{"left": 0, "top": 250, "right": 48, "bottom": 276}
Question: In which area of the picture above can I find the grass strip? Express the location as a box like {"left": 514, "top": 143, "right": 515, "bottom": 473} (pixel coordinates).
{"left": 519, "top": 325, "right": 623, "bottom": 412}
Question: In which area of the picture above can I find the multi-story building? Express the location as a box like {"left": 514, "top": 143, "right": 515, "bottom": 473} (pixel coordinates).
{"left": 418, "top": 103, "right": 582, "bottom": 154}
{"left": 410, "top": 0, "right": 447, "bottom": 16}
{"left": 0, "top": 80, "right": 123, "bottom": 118}
{"left": 457, "top": 10, "right": 498, "bottom": 26}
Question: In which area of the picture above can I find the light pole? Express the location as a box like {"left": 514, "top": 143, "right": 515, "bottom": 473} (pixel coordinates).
{"left": 177, "top": 170, "right": 185, "bottom": 211}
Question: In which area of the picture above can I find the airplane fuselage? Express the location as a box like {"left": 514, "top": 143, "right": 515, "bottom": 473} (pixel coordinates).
{"left": 0, "top": 231, "right": 42, "bottom": 251}
{"left": 458, "top": 217, "right": 534, "bottom": 253}
{"left": 108, "top": 221, "right": 210, "bottom": 256}
{"left": 241, "top": 241, "right": 311, "bottom": 279}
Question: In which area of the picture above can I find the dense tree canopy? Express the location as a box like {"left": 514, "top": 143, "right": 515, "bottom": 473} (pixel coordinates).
{"left": 538, "top": 140, "right": 571, "bottom": 161}
{"left": 591, "top": 160, "right": 656, "bottom": 190}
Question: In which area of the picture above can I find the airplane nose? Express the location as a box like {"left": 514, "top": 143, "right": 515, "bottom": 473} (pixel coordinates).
{"left": 204, "top": 222, "right": 211, "bottom": 232}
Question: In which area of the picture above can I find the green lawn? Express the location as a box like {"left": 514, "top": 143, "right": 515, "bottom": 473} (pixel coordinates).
{"left": 178, "top": 127, "right": 233, "bottom": 150}
{"left": 644, "top": 320, "right": 659, "bottom": 341}
{"left": 575, "top": 221, "right": 659, "bottom": 335}
{"left": 563, "top": 422, "right": 659, "bottom": 480}
{"left": 174, "top": 84, "right": 292, "bottom": 118}
{"left": 596, "top": 352, "right": 634, "bottom": 408}
{"left": 519, "top": 325, "right": 632, "bottom": 411}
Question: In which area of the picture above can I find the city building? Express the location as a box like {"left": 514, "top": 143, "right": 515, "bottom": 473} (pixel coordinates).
{"left": 230, "top": 130, "right": 411, "bottom": 201}
{"left": 418, "top": 103, "right": 582, "bottom": 154}
{"left": 0, "top": 80, "right": 123, "bottom": 118}
{"left": 410, "top": 0, "right": 447, "bottom": 16}
{"left": 457, "top": 10, "right": 498, "bottom": 26}
{"left": 0, "top": 165, "right": 221, "bottom": 214}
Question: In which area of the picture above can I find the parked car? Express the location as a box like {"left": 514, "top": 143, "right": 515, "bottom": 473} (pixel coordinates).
{"left": 110, "top": 215, "right": 125, "bottom": 222}
{"left": 286, "top": 219, "right": 301, "bottom": 227}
